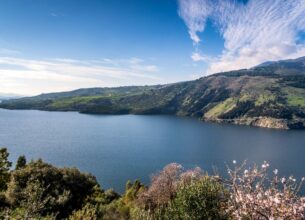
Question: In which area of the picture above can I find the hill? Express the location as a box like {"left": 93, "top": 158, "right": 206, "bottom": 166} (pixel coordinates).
{"left": 1, "top": 56, "right": 305, "bottom": 129}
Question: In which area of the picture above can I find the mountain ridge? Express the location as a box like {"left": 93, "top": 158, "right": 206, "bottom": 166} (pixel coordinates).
{"left": 2, "top": 56, "right": 305, "bottom": 129}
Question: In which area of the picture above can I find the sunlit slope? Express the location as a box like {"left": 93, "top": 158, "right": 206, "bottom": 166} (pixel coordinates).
{"left": 2, "top": 56, "right": 305, "bottom": 129}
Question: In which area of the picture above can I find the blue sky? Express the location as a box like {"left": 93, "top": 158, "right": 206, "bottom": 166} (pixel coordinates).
{"left": 0, "top": 0, "right": 305, "bottom": 95}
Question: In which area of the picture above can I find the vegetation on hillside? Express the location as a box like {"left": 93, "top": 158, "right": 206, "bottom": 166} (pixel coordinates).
{"left": 1, "top": 57, "right": 305, "bottom": 129}
{"left": 0, "top": 147, "right": 304, "bottom": 219}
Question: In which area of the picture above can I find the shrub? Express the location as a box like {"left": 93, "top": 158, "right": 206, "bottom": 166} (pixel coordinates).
{"left": 124, "top": 180, "right": 144, "bottom": 204}
{"left": 165, "top": 176, "right": 229, "bottom": 220}
{"left": 135, "top": 163, "right": 203, "bottom": 219}
{"left": 69, "top": 204, "right": 98, "bottom": 220}
{"left": 137, "top": 163, "right": 184, "bottom": 210}
{"left": 6, "top": 159, "right": 98, "bottom": 219}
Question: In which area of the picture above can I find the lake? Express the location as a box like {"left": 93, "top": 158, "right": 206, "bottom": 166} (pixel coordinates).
{"left": 1, "top": 109, "right": 305, "bottom": 192}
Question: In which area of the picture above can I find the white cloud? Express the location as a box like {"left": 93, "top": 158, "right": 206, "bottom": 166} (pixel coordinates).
{"left": 0, "top": 56, "right": 161, "bottom": 95}
{"left": 178, "top": 0, "right": 305, "bottom": 74}
{"left": 191, "top": 52, "right": 214, "bottom": 62}
{"left": 178, "top": 0, "right": 212, "bottom": 44}
{"left": 191, "top": 52, "right": 205, "bottom": 61}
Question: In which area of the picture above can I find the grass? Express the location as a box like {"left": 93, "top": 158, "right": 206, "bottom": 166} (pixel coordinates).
{"left": 283, "top": 87, "right": 305, "bottom": 108}
{"left": 255, "top": 92, "right": 276, "bottom": 106}
{"left": 204, "top": 98, "right": 237, "bottom": 118}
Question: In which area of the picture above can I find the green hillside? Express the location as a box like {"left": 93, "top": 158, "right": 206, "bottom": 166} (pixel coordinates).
{"left": 2, "top": 56, "right": 305, "bottom": 129}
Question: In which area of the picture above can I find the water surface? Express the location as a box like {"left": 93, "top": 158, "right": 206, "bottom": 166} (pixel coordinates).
{"left": 0, "top": 109, "right": 305, "bottom": 192}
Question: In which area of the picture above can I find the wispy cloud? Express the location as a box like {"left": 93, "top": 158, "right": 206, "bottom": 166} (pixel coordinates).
{"left": 178, "top": 0, "right": 305, "bottom": 74}
{"left": 178, "top": 0, "right": 212, "bottom": 44}
{"left": 0, "top": 56, "right": 161, "bottom": 95}
{"left": 191, "top": 52, "right": 214, "bottom": 62}
{"left": 0, "top": 48, "right": 21, "bottom": 55}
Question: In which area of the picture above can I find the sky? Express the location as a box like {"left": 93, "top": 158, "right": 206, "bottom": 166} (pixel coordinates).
{"left": 0, "top": 0, "right": 305, "bottom": 95}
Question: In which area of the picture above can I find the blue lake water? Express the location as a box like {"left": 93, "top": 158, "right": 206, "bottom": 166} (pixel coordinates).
{"left": 1, "top": 109, "right": 305, "bottom": 192}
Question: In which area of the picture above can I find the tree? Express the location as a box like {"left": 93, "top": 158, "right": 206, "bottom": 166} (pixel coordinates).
{"left": 225, "top": 161, "right": 305, "bottom": 219}
{"left": 6, "top": 159, "right": 98, "bottom": 219}
{"left": 138, "top": 163, "right": 183, "bottom": 209}
{"left": 138, "top": 163, "right": 202, "bottom": 211}
{"left": 15, "top": 155, "right": 26, "bottom": 170}
{"left": 0, "top": 148, "right": 12, "bottom": 191}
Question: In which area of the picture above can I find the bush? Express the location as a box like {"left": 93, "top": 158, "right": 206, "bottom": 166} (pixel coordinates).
{"left": 69, "top": 204, "right": 98, "bottom": 220}
{"left": 135, "top": 163, "right": 203, "bottom": 219}
{"left": 165, "top": 176, "right": 229, "bottom": 220}
{"left": 6, "top": 159, "right": 98, "bottom": 219}
{"left": 137, "top": 163, "right": 184, "bottom": 210}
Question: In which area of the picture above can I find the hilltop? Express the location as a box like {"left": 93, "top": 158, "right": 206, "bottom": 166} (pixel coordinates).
{"left": 1, "top": 56, "right": 305, "bottom": 129}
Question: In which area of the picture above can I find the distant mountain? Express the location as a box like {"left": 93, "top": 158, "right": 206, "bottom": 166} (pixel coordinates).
{"left": 253, "top": 56, "right": 305, "bottom": 74}
{"left": 0, "top": 93, "right": 23, "bottom": 101}
{"left": 2, "top": 56, "right": 305, "bottom": 129}
{"left": 255, "top": 61, "right": 276, "bottom": 68}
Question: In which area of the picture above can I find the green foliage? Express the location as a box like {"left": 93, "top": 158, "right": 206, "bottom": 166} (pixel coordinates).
{"left": 165, "top": 176, "right": 229, "bottom": 220}
{"left": 6, "top": 208, "right": 56, "bottom": 220}
{"left": 19, "top": 179, "right": 58, "bottom": 219}
{"left": 6, "top": 159, "right": 98, "bottom": 219}
{"left": 69, "top": 204, "right": 98, "bottom": 220}
{"left": 255, "top": 92, "right": 276, "bottom": 106}
{"left": 132, "top": 176, "right": 229, "bottom": 220}
{"left": 0, "top": 148, "right": 12, "bottom": 191}
{"left": 283, "top": 87, "right": 305, "bottom": 107}
{"left": 123, "top": 180, "right": 144, "bottom": 204}
{"left": 219, "top": 100, "right": 255, "bottom": 119}
{"left": 95, "top": 180, "right": 145, "bottom": 220}
{"left": 98, "top": 199, "right": 130, "bottom": 220}
{"left": 15, "top": 155, "right": 26, "bottom": 170}
{"left": 204, "top": 98, "right": 237, "bottom": 118}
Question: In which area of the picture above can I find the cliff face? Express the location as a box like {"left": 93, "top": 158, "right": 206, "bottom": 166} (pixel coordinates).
{"left": 250, "top": 118, "right": 290, "bottom": 129}
{"left": 203, "top": 117, "right": 298, "bottom": 129}
{"left": 1, "top": 57, "right": 305, "bottom": 129}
